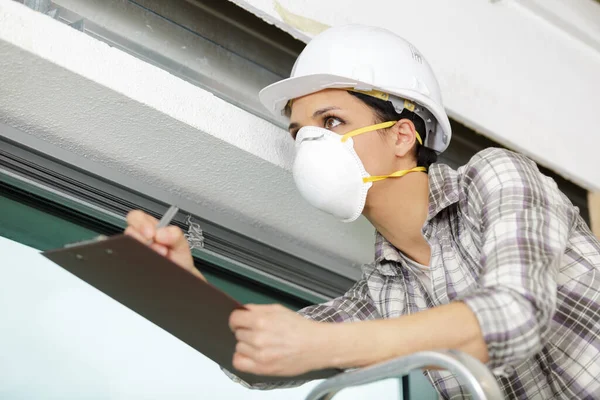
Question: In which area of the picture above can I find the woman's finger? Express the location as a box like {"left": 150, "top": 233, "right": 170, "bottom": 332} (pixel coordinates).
{"left": 235, "top": 340, "right": 259, "bottom": 357}
{"left": 245, "top": 303, "right": 284, "bottom": 313}
{"left": 126, "top": 210, "right": 158, "bottom": 240}
{"left": 229, "top": 309, "right": 255, "bottom": 331}
{"left": 232, "top": 352, "right": 256, "bottom": 373}
{"left": 124, "top": 226, "right": 147, "bottom": 244}
{"left": 126, "top": 219, "right": 169, "bottom": 256}
{"left": 150, "top": 243, "right": 168, "bottom": 256}
{"left": 155, "top": 226, "right": 188, "bottom": 249}
{"left": 235, "top": 328, "right": 262, "bottom": 347}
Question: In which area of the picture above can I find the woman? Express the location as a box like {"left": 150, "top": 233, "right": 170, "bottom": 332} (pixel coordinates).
{"left": 126, "top": 25, "right": 600, "bottom": 398}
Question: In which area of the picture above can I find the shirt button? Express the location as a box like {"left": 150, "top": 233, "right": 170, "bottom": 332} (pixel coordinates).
{"left": 492, "top": 365, "right": 516, "bottom": 378}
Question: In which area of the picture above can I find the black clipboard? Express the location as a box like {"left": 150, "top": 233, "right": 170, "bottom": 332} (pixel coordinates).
{"left": 42, "top": 234, "right": 341, "bottom": 384}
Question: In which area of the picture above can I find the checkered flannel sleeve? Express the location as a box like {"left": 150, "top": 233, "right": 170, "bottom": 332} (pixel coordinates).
{"left": 456, "top": 148, "right": 577, "bottom": 374}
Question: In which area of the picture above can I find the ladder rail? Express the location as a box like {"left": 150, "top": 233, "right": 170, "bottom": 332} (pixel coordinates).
{"left": 305, "top": 350, "right": 504, "bottom": 400}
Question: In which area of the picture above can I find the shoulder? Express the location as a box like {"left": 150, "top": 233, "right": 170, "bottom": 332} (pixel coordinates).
{"left": 458, "top": 147, "right": 561, "bottom": 197}
{"left": 459, "top": 147, "right": 541, "bottom": 192}
{"left": 457, "top": 148, "right": 568, "bottom": 215}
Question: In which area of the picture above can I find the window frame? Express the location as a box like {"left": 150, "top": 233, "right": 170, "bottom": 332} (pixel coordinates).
{"left": 1, "top": 127, "right": 349, "bottom": 304}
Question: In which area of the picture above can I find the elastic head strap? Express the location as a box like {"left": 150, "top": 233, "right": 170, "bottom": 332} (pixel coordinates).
{"left": 341, "top": 121, "right": 396, "bottom": 143}
{"left": 414, "top": 131, "right": 423, "bottom": 145}
{"left": 341, "top": 121, "right": 423, "bottom": 145}
{"left": 363, "top": 166, "right": 427, "bottom": 183}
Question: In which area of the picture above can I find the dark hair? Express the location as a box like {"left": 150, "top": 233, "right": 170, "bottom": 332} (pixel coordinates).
{"left": 348, "top": 91, "right": 438, "bottom": 170}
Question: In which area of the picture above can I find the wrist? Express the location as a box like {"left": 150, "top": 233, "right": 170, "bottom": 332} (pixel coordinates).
{"left": 307, "top": 321, "right": 345, "bottom": 370}
{"left": 317, "top": 320, "right": 404, "bottom": 370}
{"left": 310, "top": 322, "right": 355, "bottom": 370}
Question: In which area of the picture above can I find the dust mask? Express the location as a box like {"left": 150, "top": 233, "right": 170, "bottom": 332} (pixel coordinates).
{"left": 293, "top": 121, "right": 426, "bottom": 222}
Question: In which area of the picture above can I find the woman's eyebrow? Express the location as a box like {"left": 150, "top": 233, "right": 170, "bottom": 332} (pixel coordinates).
{"left": 312, "top": 106, "right": 340, "bottom": 117}
{"left": 288, "top": 121, "right": 300, "bottom": 133}
{"left": 288, "top": 106, "right": 341, "bottom": 132}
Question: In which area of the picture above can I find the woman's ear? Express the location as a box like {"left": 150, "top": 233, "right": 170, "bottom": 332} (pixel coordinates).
{"left": 393, "top": 119, "right": 418, "bottom": 157}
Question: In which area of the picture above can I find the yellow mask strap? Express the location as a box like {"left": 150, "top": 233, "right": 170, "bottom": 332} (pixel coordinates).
{"left": 363, "top": 166, "right": 427, "bottom": 183}
{"left": 341, "top": 121, "right": 423, "bottom": 145}
{"left": 415, "top": 131, "right": 423, "bottom": 145}
{"left": 341, "top": 121, "right": 396, "bottom": 142}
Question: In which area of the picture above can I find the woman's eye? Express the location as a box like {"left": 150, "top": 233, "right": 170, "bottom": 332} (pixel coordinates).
{"left": 324, "top": 117, "right": 342, "bottom": 130}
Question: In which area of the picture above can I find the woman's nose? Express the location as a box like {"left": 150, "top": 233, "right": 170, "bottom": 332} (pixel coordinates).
{"left": 295, "top": 126, "right": 326, "bottom": 145}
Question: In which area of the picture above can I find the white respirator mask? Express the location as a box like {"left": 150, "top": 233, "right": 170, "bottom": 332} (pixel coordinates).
{"left": 293, "top": 121, "right": 425, "bottom": 223}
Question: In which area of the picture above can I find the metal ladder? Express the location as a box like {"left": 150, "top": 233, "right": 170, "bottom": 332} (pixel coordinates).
{"left": 305, "top": 350, "right": 504, "bottom": 400}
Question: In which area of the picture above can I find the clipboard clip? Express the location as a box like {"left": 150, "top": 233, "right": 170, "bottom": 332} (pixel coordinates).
{"left": 63, "top": 235, "right": 109, "bottom": 249}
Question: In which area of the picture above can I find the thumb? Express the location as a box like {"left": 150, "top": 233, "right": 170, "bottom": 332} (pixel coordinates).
{"left": 245, "top": 304, "right": 282, "bottom": 313}
{"left": 155, "top": 226, "right": 189, "bottom": 250}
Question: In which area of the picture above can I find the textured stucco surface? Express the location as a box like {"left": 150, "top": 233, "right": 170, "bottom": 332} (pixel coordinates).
{"left": 2, "top": 0, "right": 599, "bottom": 279}
{"left": 230, "top": 0, "right": 600, "bottom": 191}
{"left": 0, "top": 0, "right": 375, "bottom": 277}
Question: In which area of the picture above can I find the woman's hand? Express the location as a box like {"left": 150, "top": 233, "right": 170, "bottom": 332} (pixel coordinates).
{"left": 125, "top": 210, "right": 205, "bottom": 281}
{"left": 229, "top": 304, "right": 330, "bottom": 376}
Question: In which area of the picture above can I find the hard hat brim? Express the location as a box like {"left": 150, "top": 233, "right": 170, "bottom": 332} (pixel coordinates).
{"left": 259, "top": 73, "right": 451, "bottom": 153}
{"left": 259, "top": 74, "right": 357, "bottom": 120}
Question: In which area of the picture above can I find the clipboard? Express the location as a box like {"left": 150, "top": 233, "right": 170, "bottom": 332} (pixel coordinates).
{"left": 42, "top": 234, "right": 341, "bottom": 384}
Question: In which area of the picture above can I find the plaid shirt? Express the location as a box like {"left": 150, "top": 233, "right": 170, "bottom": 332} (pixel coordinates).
{"left": 228, "top": 148, "right": 600, "bottom": 399}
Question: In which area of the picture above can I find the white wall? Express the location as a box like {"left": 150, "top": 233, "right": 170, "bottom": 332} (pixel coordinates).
{"left": 228, "top": 0, "right": 600, "bottom": 192}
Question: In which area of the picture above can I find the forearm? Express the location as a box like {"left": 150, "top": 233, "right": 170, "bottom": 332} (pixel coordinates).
{"left": 319, "top": 302, "right": 488, "bottom": 369}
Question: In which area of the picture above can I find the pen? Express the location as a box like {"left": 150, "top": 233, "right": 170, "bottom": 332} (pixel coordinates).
{"left": 147, "top": 205, "right": 179, "bottom": 245}
{"left": 156, "top": 205, "right": 179, "bottom": 229}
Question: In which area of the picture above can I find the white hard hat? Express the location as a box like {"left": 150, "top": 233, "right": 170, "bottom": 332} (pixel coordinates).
{"left": 259, "top": 24, "right": 452, "bottom": 153}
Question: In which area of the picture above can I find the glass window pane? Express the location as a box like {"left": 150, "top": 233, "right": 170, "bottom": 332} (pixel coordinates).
{"left": 0, "top": 235, "right": 399, "bottom": 399}
{"left": 0, "top": 190, "right": 401, "bottom": 399}
{"left": 0, "top": 190, "right": 98, "bottom": 250}
{"left": 0, "top": 188, "right": 306, "bottom": 310}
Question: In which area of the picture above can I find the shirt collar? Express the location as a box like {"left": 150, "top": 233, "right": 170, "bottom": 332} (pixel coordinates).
{"left": 426, "top": 163, "right": 461, "bottom": 222}
{"left": 374, "top": 163, "right": 461, "bottom": 267}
